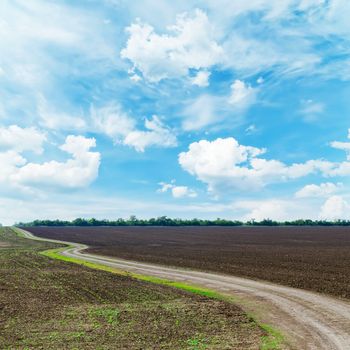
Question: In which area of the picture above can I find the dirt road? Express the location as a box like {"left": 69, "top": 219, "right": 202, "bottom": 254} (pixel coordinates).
{"left": 18, "top": 228, "right": 350, "bottom": 350}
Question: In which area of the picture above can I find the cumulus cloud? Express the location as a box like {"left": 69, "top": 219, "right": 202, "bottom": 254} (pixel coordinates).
{"left": 179, "top": 137, "right": 274, "bottom": 192}
{"left": 92, "top": 104, "right": 177, "bottom": 152}
{"left": 319, "top": 195, "right": 350, "bottom": 220}
{"left": 12, "top": 135, "right": 100, "bottom": 189}
{"left": 121, "top": 9, "right": 223, "bottom": 82}
{"left": 324, "top": 162, "right": 350, "bottom": 177}
{"left": 295, "top": 182, "right": 342, "bottom": 198}
{"left": 0, "top": 135, "right": 100, "bottom": 191}
{"left": 0, "top": 151, "right": 26, "bottom": 184}
{"left": 178, "top": 134, "right": 350, "bottom": 193}
{"left": 158, "top": 181, "right": 197, "bottom": 198}
{"left": 0, "top": 125, "right": 46, "bottom": 154}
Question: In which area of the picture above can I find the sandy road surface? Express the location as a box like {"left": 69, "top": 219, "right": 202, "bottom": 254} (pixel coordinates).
{"left": 18, "top": 228, "right": 350, "bottom": 350}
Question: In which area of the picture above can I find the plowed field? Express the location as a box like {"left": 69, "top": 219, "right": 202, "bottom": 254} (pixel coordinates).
{"left": 27, "top": 226, "right": 350, "bottom": 299}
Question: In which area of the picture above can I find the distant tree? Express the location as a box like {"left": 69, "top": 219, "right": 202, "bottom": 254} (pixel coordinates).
{"left": 128, "top": 215, "right": 137, "bottom": 225}
{"left": 246, "top": 219, "right": 256, "bottom": 226}
{"left": 72, "top": 218, "right": 89, "bottom": 226}
{"left": 16, "top": 217, "right": 350, "bottom": 227}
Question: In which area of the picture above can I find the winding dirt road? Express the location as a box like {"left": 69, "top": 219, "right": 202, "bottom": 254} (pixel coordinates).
{"left": 18, "top": 228, "right": 350, "bottom": 350}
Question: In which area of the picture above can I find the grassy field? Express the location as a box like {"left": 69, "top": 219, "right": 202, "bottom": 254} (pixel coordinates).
{"left": 0, "top": 227, "right": 265, "bottom": 350}
{"left": 27, "top": 226, "right": 350, "bottom": 299}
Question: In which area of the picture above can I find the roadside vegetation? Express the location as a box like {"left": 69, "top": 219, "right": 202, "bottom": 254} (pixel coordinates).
{"left": 0, "top": 227, "right": 266, "bottom": 349}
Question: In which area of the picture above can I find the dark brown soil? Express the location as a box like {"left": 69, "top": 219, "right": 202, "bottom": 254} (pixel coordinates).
{"left": 0, "top": 227, "right": 263, "bottom": 350}
{"left": 27, "top": 226, "right": 350, "bottom": 300}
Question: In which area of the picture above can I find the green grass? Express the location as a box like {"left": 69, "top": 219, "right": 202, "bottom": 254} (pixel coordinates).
{"left": 89, "top": 307, "right": 120, "bottom": 325}
{"left": 16, "top": 228, "right": 284, "bottom": 349}
{"left": 186, "top": 335, "right": 208, "bottom": 350}
{"left": 259, "top": 324, "right": 285, "bottom": 350}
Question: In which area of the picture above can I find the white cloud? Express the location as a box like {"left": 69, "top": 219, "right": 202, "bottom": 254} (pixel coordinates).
{"left": 204, "top": 1, "right": 350, "bottom": 80}
{"left": 0, "top": 125, "right": 46, "bottom": 154}
{"left": 295, "top": 182, "right": 342, "bottom": 198}
{"left": 0, "top": 151, "right": 26, "bottom": 184}
{"left": 234, "top": 199, "right": 289, "bottom": 221}
{"left": 158, "top": 181, "right": 197, "bottom": 198}
{"left": 232, "top": 195, "right": 326, "bottom": 221}
{"left": 121, "top": 9, "right": 223, "bottom": 82}
{"left": 130, "top": 74, "right": 142, "bottom": 82}
{"left": 222, "top": 30, "right": 319, "bottom": 77}
{"left": 191, "top": 70, "right": 210, "bottom": 87}
{"left": 124, "top": 116, "right": 177, "bottom": 152}
{"left": 0, "top": 1, "right": 115, "bottom": 90}
{"left": 121, "top": 0, "right": 350, "bottom": 81}
{"left": 0, "top": 0, "right": 117, "bottom": 130}
{"left": 183, "top": 79, "right": 258, "bottom": 131}
{"left": 179, "top": 137, "right": 270, "bottom": 192}
{"left": 319, "top": 195, "right": 350, "bottom": 220}
{"left": 12, "top": 135, "right": 100, "bottom": 189}
{"left": 178, "top": 135, "right": 350, "bottom": 194}
{"left": 182, "top": 94, "right": 219, "bottom": 131}
{"left": 60, "top": 135, "right": 97, "bottom": 158}
{"left": 120, "top": 1, "right": 350, "bottom": 81}
{"left": 245, "top": 124, "right": 258, "bottom": 135}
{"left": 91, "top": 104, "right": 135, "bottom": 141}
{"left": 299, "top": 99, "right": 324, "bottom": 121}
{"left": 324, "top": 161, "right": 350, "bottom": 177}
{"left": 172, "top": 186, "right": 197, "bottom": 198}
{"left": 204, "top": 0, "right": 296, "bottom": 19}
{"left": 37, "top": 95, "right": 86, "bottom": 131}
{"left": 229, "top": 80, "right": 257, "bottom": 110}
{"left": 158, "top": 181, "right": 175, "bottom": 193}
{"left": 330, "top": 129, "right": 350, "bottom": 160}
{"left": 0, "top": 135, "right": 100, "bottom": 191}
{"left": 92, "top": 104, "right": 177, "bottom": 152}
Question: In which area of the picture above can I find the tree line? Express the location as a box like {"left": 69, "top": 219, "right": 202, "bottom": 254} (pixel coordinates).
{"left": 16, "top": 216, "right": 350, "bottom": 227}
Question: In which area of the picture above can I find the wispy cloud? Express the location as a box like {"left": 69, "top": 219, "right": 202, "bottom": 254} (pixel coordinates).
{"left": 91, "top": 104, "right": 177, "bottom": 152}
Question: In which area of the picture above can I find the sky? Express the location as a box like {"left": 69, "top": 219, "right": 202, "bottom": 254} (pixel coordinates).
{"left": 1, "top": 0, "right": 350, "bottom": 225}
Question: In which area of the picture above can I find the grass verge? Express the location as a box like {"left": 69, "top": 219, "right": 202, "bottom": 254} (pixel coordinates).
{"left": 259, "top": 324, "right": 285, "bottom": 350}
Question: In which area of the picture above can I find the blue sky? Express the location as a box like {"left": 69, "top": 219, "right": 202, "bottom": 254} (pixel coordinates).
{"left": 1, "top": 0, "right": 350, "bottom": 225}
